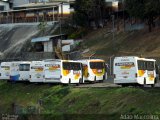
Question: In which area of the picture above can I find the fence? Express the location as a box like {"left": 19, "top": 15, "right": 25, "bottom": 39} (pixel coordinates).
{"left": 1, "top": 52, "right": 55, "bottom": 61}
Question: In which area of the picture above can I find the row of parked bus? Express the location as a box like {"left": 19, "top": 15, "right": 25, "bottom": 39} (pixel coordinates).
{"left": 0, "top": 59, "right": 106, "bottom": 84}
{"left": 0, "top": 56, "right": 159, "bottom": 87}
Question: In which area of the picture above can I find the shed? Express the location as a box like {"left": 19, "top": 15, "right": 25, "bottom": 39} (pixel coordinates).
{"left": 31, "top": 34, "right": 67, "bottom": 52}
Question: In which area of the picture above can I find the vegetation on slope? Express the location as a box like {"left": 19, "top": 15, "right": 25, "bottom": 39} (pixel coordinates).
{"left": 0, "top": 81, "right": 160, "bottom": 120}
{"left": 82, "top": 28, "right": 160, "bottom": 60}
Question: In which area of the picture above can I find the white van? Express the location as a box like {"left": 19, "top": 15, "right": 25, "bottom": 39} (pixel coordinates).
{"left": 29, "top": 61, "right": 44, "bottom": 83}
{"left": 113, "top": 56, "right": 156, "bottom": 86}
{"left": 77, "top": 59, "right": 106, "bottom": 83}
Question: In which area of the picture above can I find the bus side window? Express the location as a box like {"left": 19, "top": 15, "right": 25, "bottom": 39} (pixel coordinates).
{"left": 138, "top": 61, "right": 144, "bottom": 70}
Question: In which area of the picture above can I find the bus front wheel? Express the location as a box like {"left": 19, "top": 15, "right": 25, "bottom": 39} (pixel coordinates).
{"left": 143, "top": 78, "right": 146, "bottom": 87}
{"left": 68, "top": 79, "right": 71, "bottom": 85}
{"left": 151, "top": 79, "right": 156, "bottom": 87}
{"left": 93, "top": 76, "right": 96, "bottom": 84}
{"left": 79, "top": 78, "right": 83, "bottom": 84}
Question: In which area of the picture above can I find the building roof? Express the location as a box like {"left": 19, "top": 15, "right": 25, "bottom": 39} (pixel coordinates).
{"left": 31, "top": 34, "right": 66, "bottom": 43}
{"left": 13, "top": 2, "right": 69, "bottom": 9}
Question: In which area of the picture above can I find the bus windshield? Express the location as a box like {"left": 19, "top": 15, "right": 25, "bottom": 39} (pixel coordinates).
{"left": 63, "top": 62, "right": 81, "bottom": 70}
{"left": 90, "top": 62, "right": 105, "bottom": 69}
{"left": 19, "top": 64, "right": 30, "bottom": 71}
{"left": 138, "top": 60, "right": 155, "bottom": 70}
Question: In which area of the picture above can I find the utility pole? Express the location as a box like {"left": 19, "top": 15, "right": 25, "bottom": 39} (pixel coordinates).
{"left": 112, "top": 15, "right": 115, "bottom": 52}
{"left": 123, "top": 0, "right": 125, "bottom": 31}
{"left": 52, "top": 7, "right": 55, "bottom": 21}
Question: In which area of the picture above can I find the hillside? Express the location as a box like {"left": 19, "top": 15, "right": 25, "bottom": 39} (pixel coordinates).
{"left": 82, "top": 27, "right": 160, "bottom": 60}
{"left": 0, "top": 23, "right": 55, "bottom": 59}
{"left": 0, "top": 81, "right": 160, "bottom": 120}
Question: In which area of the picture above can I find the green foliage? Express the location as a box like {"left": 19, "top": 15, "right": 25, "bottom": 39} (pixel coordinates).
{"left": 38, "top": 20, "right": 48, "bottom": 35}
{"left": 73, "top": 0, "right": 106, "bottom": 27}
{"left": 68, "top": 28, "right": 88, "bottom": 39}
{"left": 2, "top": 81, "right": 160, "bottom": 119}
{"left": 125, "top": 0, "right": 160, "bottom": 31}
{"left": 125, "top": 0, "right": 145, "bottom": 19}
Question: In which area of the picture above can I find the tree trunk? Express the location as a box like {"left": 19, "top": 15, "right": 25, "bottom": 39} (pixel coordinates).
{"left": 148, "top": 18, "right": 152, "bottom": 32}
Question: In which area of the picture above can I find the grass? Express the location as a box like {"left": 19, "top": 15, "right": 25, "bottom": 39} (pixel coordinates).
{"left": 1, "top": 81, "right": 160, "bottom": 120}
{"left": 82, "top": 28, "right": 160, "bottom": 59}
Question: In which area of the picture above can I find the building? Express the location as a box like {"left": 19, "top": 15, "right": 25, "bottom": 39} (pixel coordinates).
{"left": 0, "top": 1, "right": 73, "bottom": 24}
{"left": 0, "top": 0, "right": 10, "bottom": 11}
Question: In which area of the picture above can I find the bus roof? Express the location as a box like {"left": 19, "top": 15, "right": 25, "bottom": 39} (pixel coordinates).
{"left": 114, "top": 56, "right": 156, "bottom": 62}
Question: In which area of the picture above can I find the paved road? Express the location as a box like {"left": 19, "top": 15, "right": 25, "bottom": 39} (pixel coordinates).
{"left": 76, "top": 76, "right": 160, "bottom": 88}
{"left": 76, "top": 76, "right": 121, "bottom": 88}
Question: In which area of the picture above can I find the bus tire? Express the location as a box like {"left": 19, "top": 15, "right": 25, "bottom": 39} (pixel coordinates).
{"left": 94, "top": 76, "right": 96, "bottom": 83}
{"left": 103, "top": 75, "right": 105, "bottom": 80}
{"left": 151, "top": 78, "right": 156, "bottom": 87}
{"left": 122, "top": 84, "right": 127, "bottom": 87}
{"left": 154, "top": 78, "right": 157, "bottom": 84}
{"left": 143, "top": 78, "right": 146, "bottom": 87}
{"left": 99, "top": 80, "right": 104, "bottom": 83}
{"left": 79, "top": 78, "right": 83, "bottom": 84}
{"left": 151, "top": 84, "right": 155, "bottom": 87}
{"left": 68, "top": 79, "right": 71, "bottom": 85}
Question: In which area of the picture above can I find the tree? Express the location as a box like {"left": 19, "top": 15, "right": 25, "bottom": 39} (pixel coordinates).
{"left": 125, "top": 0, "right": 145, "bottom": 19}
{"left": 144, "top": 0, "right": 160, "bottom": 32}
{"left": 38, "top": 20, "right": 48, "bottom": 36}
{"left": 125, "top": 0, "right": 160, "bottom": 32}
{"left": 73, "top": 0, "right": 106, "bottom": 28}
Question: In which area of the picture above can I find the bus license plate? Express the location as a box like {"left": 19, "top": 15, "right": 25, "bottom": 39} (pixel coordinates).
{"left": 73, "top": 71, "right": 79, "bottom": 74}
{"left": 98, "top": 69, "right": 102, "bottom": 73}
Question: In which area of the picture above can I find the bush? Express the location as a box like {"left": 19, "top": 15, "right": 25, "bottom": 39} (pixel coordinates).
{"left": 68, "top": 28, "right": 88, "bottom": 39}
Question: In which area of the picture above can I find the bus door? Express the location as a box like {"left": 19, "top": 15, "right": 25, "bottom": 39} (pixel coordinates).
{"left": 19, "top": 64, "right": 30, "bottom": 81}
{"left": 10, "top": 63, "right": 20, "bottom": 81}
{"left": 146, "top": 61, "right": 155, "bottom": 84}
{"left": 31, "top": 66, "right": 44, "bottom": 82}
{"left": 72, "top": 62, "right": 82, "bottom": 83}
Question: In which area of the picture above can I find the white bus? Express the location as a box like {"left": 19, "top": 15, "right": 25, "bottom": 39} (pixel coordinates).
{"left": 0, "top": 62, "right": 11, "bottom": 80}
{"left": 78, "top": 59, "right": 106, "bottom": 83}
{"left": 3, "top": 61, "right": 31, "bottom": 82}
{"left": 29, "top": 61, "right": 44, "bottom": 83}
{"left": 113, "top": 56, "right": 157, "bottom": 86}
{"left": 61, "top": 60, "right": 83, "bottom": 84}
{"left": 10, "top": 62, "right": 20, "bottom": 81}
{"left": 19, "top": 62, "right": 31, "bottom": 81}
{"left": 43, "top": 59, "right": 83, "bottom": 84}
{"left": 43, "top": 59, "right": 61, "bottom": 83}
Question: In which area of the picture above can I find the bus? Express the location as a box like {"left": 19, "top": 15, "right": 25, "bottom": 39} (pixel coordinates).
{"left": 29, "top": 61, "right": 44, "bottom": 83}
{"left": 0, "top": 62, "right": 11, "bottom": 80}
{"left": 3, "top": 61, "right": 31, "bottom": 82}
{"left": 10, "top": 62, "right": 20, "bottom": 81}
{"left": 61, "top": 60, "right": 83, "bottom": 84}
{"left": 43, "top": 59, "right": 83, "bottom": 84}
{"left": 113, "top": 56, "right": 157, "bottom": 86}
{"left": 43, "top": 59, "right": 61, "bottom": 83}
{"left": 78, "top": 59, "right": 106, "bottom": 83}
{"left": 19, "top": 62, "right": 31, "bottom": 81}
